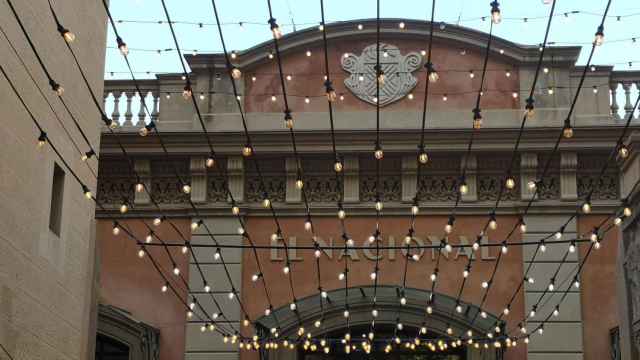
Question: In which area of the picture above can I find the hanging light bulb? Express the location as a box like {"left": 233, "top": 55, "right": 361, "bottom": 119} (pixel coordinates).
{"left": 426, "top": 62, "right": 439, "bottom": 83}
{"left": 624, "top": 205, "right": 633, "bottom": 217}
{"left": 505, "top": 176, "right": 516, "bottom": 190}
{"left": 459, "top": 181, "right": 469, "bottom": 195}
{"left": 569, "top": 241, "right": 576, "bottom": 253}
{"left": 334, "top": 160, "right": 343, "bottom": 172}
{"left": 594, "top": 25, "right": 605, "bottom": 46}
{"left": 501, "top": 242, "right": 508, "bottom": 254}
{"left": 472, "top": 108, "right": 482, "bottom": 129}
{"left": 489, "top": 214, "right": 498, "bottom": 230}
{"left": 242, "top": 144, "right": 253, "bottom": 157}
{"left": 563, "top": 121, "right": 574, "bottom": 138}
{"left": 268, "top": 18, "right": 282, "bottom": 39}
{"left": 119, "top": 201, "right": 129, "bottom": 214}
{"left": 324, "top": 80, "right": 337, "bottom": 102}
{"left": 37, "top": 131, "right": 47, "bottom": 148}
{"left": 82, "top": 185, "right": 93, "bottom": 199}
{"left": 116, "top": 36, "right": 129, "bottom": 56}
{"left": 519, "top": 219, "right": 527, "bottom": 233}
{"left": 338, "top": 208, "right": 346, "bottom": 219}
{"left": 112, "top": 222, "right": 120, "bottom": 236}
{"left": 182, "top": 83, "right": 193, "bottom": 99}
{"left": 375, "top": 199, "right": 383, "bottom": 211}
{"left": 231, "top": 67, "right": 242, "bottom": 80}
{"left": 153, "top": 216, "right": 163, "bottom": 226}
{"left": 374, "top": 143, "right": 384, "bottom": 160}
{"left": 445, "top": 216, "right": 455, "bottom": 234}
{"left": 582, "top": 200, "right": 592, "bottom": 214}
{"left": 375, "top": 65, "right": 385, "bottom": 86}
{"left": 525, "top": 98, "right": 535, "bottom": 119}
{"left": 540, "top": 241, "right": 547, "bottom": 252}
{"left": 490, "top": 1, "right": 502, "bottom": 24}
{"left": 411, "top": 201, "right": 419, "bottom": 215}
{"left": 619, "top": 144, "right": 630, "bottom": 159}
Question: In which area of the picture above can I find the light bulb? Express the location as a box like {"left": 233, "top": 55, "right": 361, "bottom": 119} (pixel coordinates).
{"left": 135, "top": 183, "right": 144, "bottom": 193}
{"left": 520, "top": 222, "right": 527, "bottom": 233}
{"left": 459, "top": 182, "right": 469, "bottom": 195}
{"left": 456, "top": 304, "right": 462, "bottom": 313}
{"left": 463, "top": 269, "right": 469, "bottom": 278}
{"left": 445, "top": 224, "right": 453, "bottom": 234}
{"left": 430, "top": 272, "right": 437, "bottom": 282}
{"left": 624, "top": 206, "right": 633, "bottom": 217}
{"left": 205, "top": 157, "right": 215, "bottom": 168}
{"left": 119, "top": 203, "right": 128, "bottom": 214}
{"left": 445, "top": 243, "right": 453, "bottom": 253}
{"left": 372, "top": 309, "right": 378, "bottom": 317}
{"left": 418, "top": 151, "right": 429, "bottom": 164}
{"left": 619, "top": 145, "right": 630, "bottom": 159}
{"left": 137, "top": 249, "right": 145, "bottom": 258}
{"left": 173, "top": 267, "right": 180, "bottom": 275}
{"left": 204, "top": 284, "right": 211, "bottom": 293}
{"left": 594, "top": 26, "right": 604, "bottom": 46}
{"left": 334, "top": 161, "right": 343, "bottom": 172}
{"left": 426, "top": 305, "right": 433, "bottom": 314}
{"left": 338, "top": 272, "right": 345, "bottom": 280}
{"left": 153, "top": 217, "right": 162, "bottom": 226}
{"left": 304, "top": 219, "right": 312, "bottom": 231}
{"left": 563, "top": 124, "right": 574, "bottom": 138}
{"left": 473, "top": 241, "right": 480, "bottom": 251}
{"left": 290, "top": 303, "right": 296, "bottom": 311}
{"left": 117, "top": 38, "right": 129, "bottom": 56}
{"left": 343, "top": 310, "right": 349, "bottom": 318}
{"left": 569, "top": 241, "right": 576, "bottom": 253}
{"left": 505, "top": 177, "right": 516, "bottom": 190}
{"left": 314, "top": 249, "right": 321, "bottom": 258}
{"left": 370, "top": 272, "right": 377, "bottom": 280}
{"left": 400, "top": 297, "right": 407, "bottom": 305}
{"left": 375, "top": 200, "right": 383, "bottom": 211}
{"left": 374, "top": 148, "right": 384, "bottom": 160}
{"left": 503, "top": 307, "right": 510, "bottom": 315}
{"left": 112, "top": 225, "right": 120, "bottom": 236}
{"left": 338, "top": 209, "right": 346, "bottom": 219}
{"left": 482, "top": 281, "right": 489, "bottom": 289}
{"left": 182, "top": 184, "right": 191, "bottom": 194}
{"left": 489, "top": 218, "right": 498, "bottom": 230}
{"left": 501, "top": 243, "right": 508, "bottom": 254}
{"left": 481, "top": 311, "right": 487, "bottom": 318}
{"left": 582, "top": 202, "right": 592, "bottom": 213}
{"left": 242, "top": 145, "right": 252, "bottom": 157}
{"left": 283, "top": 265, "right": 290, "bottom": 274}
{"left": 232, "top": 206, "right": 240, "bottom": 215}
{"left": 251, "top": 273, "right": 260, "bottom": 282}
{"left": 540, "top": 243, "right": 546, "bottom": 252}
{"left": 490, "top": 1, "right": 502, "bottom": 24}
{"left": 262, "top": 198, "right": 271, "bottom": 208}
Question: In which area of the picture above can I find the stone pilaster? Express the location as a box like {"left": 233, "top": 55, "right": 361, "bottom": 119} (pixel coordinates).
{"left": 133, "top": 159, "right": 150, "bottom": 205}
{"left": 402, "top": 155, "right": 417, "bottom": 202}
{"left": 227, "top": 156, "right": 244, "bottom": 203}
{"left": 190, "top": 157, "right": 207, "bottom": 204}
{"left": 560, "top": 152, "right": 578, "bottom": 201}
{"left": 461, "top": 154, "right": 477, "bottom": 202}
{"left": 520, "top": 153, "right": 538, "bottom": 201}
{"left": 343, "top": 155, "right": 359, "bottom": 203}
{"left": 286, "top": 157, "right": 301, "bottom": 203}
{"left": 522, "top": 215, "right": 583, "bottom": 360}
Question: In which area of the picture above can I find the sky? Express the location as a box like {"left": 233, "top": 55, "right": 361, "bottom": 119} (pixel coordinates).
{"left": 104, "top": 0, "right": 640, "bottom": 79}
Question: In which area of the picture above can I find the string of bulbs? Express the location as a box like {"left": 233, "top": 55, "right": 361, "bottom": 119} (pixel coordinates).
{"left": 4, "top": 0, "right": 637, "bottom": 352}
{"left": 466, "top": 0, "right": 614, "bottom": 332}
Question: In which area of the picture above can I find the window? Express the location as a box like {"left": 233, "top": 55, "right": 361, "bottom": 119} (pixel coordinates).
{"left": 95, "top": 334, "right": 130, "bottom": 360}
{"left": 49, "top": 163, "right": 65, "bottom": 235}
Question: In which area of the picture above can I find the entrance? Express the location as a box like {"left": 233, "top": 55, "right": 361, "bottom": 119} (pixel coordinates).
{"left": 300, "top": 324, "right": 466, "bottom": 360}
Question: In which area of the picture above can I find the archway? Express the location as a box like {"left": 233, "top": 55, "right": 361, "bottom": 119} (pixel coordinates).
{"left": 255, "top": 286, "right": 502, "bottom": 360}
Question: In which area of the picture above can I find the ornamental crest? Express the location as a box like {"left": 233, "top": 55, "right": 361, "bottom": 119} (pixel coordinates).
{"left": 341, "top": 43, "right": 422, "bottom": 106}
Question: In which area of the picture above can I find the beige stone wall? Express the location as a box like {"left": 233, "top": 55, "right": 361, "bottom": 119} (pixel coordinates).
{"left": 0, "top": 0, "right": 106, "bottom": 358}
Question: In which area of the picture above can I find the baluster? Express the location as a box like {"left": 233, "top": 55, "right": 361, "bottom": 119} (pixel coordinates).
{"left": 610, "top": 82, "right": 620, "bottom": 119}
{"left": 636, "top": 82, "right": 640, "bottom": 120}
{"left": 138, "top": 91, "right": 147, "bottom": 124}
{"left": 151, "top": 91, "right": 160, "bottom": 122}
{"left": 623, "top": 83, "right": 633, "bottom": 118}
{"left": 124, "top": 91, "right": 134, "bottom": 126}
{"left": 111, "top": 91, "right": 122, "bottom": 124}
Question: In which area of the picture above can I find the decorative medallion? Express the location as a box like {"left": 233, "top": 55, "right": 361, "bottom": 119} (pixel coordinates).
{"left": 341, "top": 43, "right": 422, "bottom": 106}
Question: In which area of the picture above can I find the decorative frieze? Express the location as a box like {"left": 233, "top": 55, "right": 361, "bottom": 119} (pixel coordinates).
{"left": 150, "top": 159, "right": 190, "bottom": 204}
{"left": 577, "top": 154, "right": 620, "bottom": 200}
{"left": 95, "top": 152, "right": 620, "bottom": 207}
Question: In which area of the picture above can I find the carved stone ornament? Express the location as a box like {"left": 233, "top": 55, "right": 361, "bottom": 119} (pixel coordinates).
{"left": 341, "top": 43, "right": 422, "bottom": 106}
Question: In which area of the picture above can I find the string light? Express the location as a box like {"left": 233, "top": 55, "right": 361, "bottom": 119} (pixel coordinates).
{"left": 594, "top": 25, "right": 605, "bottom": 45}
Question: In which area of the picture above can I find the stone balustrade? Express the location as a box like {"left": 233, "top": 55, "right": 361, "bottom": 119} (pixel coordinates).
{"left": 610, "top": 71, "right": 640, "bottom": 121}
{"left": 103, "top": 79, "right": 160, "bottom": 129}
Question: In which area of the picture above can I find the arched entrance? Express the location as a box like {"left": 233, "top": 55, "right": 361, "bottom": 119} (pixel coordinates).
{"left": 255, "top": 286, "right": 502, "bottom": 360}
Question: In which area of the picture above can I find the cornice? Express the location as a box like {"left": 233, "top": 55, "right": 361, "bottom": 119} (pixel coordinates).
{"left": 185, "top": 18, "right": 582, "bottom": 72}
{"left": 99, "top": 125, "right": 638, "bottom": 156}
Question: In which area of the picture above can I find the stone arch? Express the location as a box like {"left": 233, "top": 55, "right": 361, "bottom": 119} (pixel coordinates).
{"left": 256, "top": 285, "right": 502, "bottom": 360}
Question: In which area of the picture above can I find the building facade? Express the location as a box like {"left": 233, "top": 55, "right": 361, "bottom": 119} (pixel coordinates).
{"left": 0, "top": 0, "right": 107, "bottom": 359}
{"left": 96, "top": 20, "right": 640, "bottom": 360}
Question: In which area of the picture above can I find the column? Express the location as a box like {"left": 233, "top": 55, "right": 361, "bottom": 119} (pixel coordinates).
{"left": 227, "top": 156, "right": 244, "bottom": 203}
{"left": 190, "top": 157, "right": 207, "bottom": 204}
{"left": 134, "top": 159, "right": 150, "bottom": 205}
{"left": 401, "top": 155, "right": 417, "bottom": 202}
{"left": 522, "top": 215, "right": 583, "bottom": 360}
{"left": 560, "top": 152, "right": 578, "bottom": 201}
{"left": 186, "top": 217, "right": 243, "bottom": 360}
{"left": 343, "top": 155, "right": 359, "bottom": 203}
{"left": 285, "top": 157, "right": 301, "bottom": 203}
{"left": 520, "top": 153, "right": 538, "bottom": 201}
{"left": 461, "top": 154, "right": 477, "bottom": 202}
